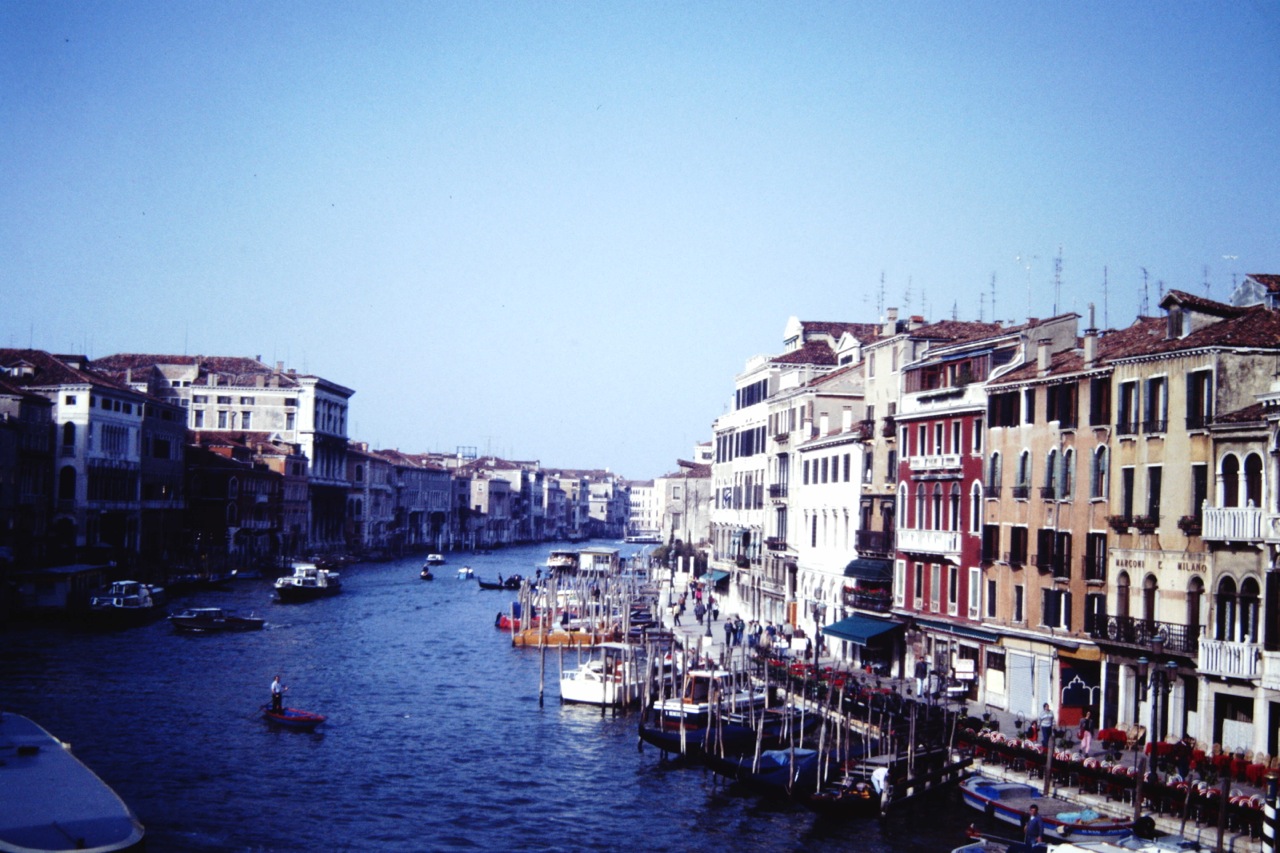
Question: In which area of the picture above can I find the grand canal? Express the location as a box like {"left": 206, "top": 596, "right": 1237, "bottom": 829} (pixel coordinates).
{"left": 2, "top": 543, "right": 982, "bottom": 852}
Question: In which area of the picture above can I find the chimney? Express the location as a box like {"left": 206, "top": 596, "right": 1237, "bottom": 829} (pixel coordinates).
{"left": 1084, "top": 303, "right": 1098, "bottom": 366}
{"left": 883, "top": 307, "right": 899, "bottom": 337}
{"left": 277, "top": 361, "right": 284, "bottom": 372}
{"left": 1037, "top": 339, "right": 1051, "bottom": 375}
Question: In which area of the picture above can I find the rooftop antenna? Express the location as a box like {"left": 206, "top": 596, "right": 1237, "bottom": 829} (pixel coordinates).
{"left": 1203, "top": 265, "right": 1212, "bottom": 299}
{"left": 878, "top": 271, "right": 886, "bottom": 317}
{"left": 1053, "top": 246, "right": 1063, "bottom": 315}
{"left": 990, "top": 272, "right": 997, "bottom": 322}
{"left": 1140, "top": 267, "right": 1150, "bottom": 316}
{"left": 1016, "top": 253, "right": 1037, "bottom": 320}
{"left": 952, "top": 300, "right": 959, "bottom": 321}
{"left": 979, "top": 292, "right": 986, "bottom": 322}
{"left": 1103, "top": 266, "right": 1110, "bottom": 329}
{"left": 903, "top": 276, "right": 913, "bottom": 313}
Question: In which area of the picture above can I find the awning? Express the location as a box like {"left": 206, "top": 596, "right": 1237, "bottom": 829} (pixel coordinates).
{"left": 822, "top": 614, "right": 904, "bottom": 646}
{"left": 705, "top": 570, "right": 730, "bottom": 584}
{"left": 913, "top": 617, "right": 1000, "bottom": 644}
{"left": 843, "top": 557, "right": 893, "bottom": 582}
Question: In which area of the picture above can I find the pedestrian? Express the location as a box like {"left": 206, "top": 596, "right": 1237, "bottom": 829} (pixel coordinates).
{"left": 1078, "top": 709, "right": 1095, "bottom": 755}
{"left": 914, "top": 658, "right": 928, "bottom": 697}
{"left": 724, "top": 619, "right": 733, "bottom": 647}
{"left": 270, "top": 674, "right": 287, "bottom": 712}
{"left": 709, "top": 597, "right": 718, "bottom": 622}
{"left": 734, "top": 616, "right": 745, "bottom": 646}
{"left": 1024, "top": 803, "right": 1044, "bottom": 848}
{"left": 1039, "top": 702, "right": 1055, "bottom": 748}
{"left": 694, "top": 601, "right": 706, "bottom": 625}
{"left": 670, "top": 602, "right": 680, "bottom": 626}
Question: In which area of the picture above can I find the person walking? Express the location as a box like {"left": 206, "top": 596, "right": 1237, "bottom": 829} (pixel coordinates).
{"left": 1078, "top": 709, "right": 1095, "bottom": 755}
{"left": 1039, "top": 702, "right": 1055, "bottom": 748}
{"left": 914, "top": 658, "right": 928, "bottom": 697}
{"left": 694, "top": 601, "right": 706, "bottom": 625}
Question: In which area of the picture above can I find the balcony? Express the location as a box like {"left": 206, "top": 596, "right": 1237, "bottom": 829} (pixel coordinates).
{"left": 844, "top": 588, "right": 893, "bottom": 613}
{"left": 897, "top": 527, "right": 962, "bottom": 558}
{"left": 768, "top": 483, "right": 788, "bottom": 500}
{"left": 1142, "top": 419, "right": 1167, "bottom": 434}
{"left": 1010, "top": 484, "right": 1030, "bottom": 499}
{"left": 1089, "top": 615, "right": 1200, "bottom": 656}
{"left": 773, "top": 432, "right": 789, "bottom": 444}
{"left": 765, "top": 537, "right": 788, "bottom": 551}
{"left": 908, "top": 454, "right": 962, "bottom": 472}
{"left": 1198, "top": 637, "right": 1261, "bottom": 680}
{"left": 856, "top": 529, "right": 895, "bottom": 558}
{"left": 1202, "top": 504, "right": 1262, "bottom": 542}
{"left": 1004, "top": 551, "right": 1026, "bottom": 569}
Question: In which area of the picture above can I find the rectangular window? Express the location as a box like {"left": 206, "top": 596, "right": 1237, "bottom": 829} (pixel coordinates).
{"left": 1186, "top": 370, "right": 1213, "bottom": 430}
{"left": 843, "top": 453, "right": 851, "bottom": 482}
{"left": 803, "top": 460, "right": 810, "bottom": 485}
{"left": 217, "top": 395, "right": 232, "bottom": 405}
{"left": 1047, "top": 383, "right": 1077, "bottom": 427}
{"left": 914, "top": 562, "right": 924, "bottom": 608}
{"left": 1117, "top": 381, "right": 1138, "bottom": 434}
{"left": 986, "top": 578, "right": 997, "bottom": 618}
{"left": 1084, "top": 592, "right": 1107, "bottom": 635}
{"left": 1191, "top": 464, "right": 1208, "bottom": 522}
{"left": 988, "top": 392, "right": 1020, "bottom": 427}
{"left": 982, "top": 524, "right": 1001, "bottom": 562}
{"left": 917, "top": 425, "right": 927, "bottom": 455}
{"left": 820, "top": 458, "right": 828, "bottom": 483}
{"left": 968, "top": 567, "right": 981, "bottom": 619}
{"left": 241, "top": 411, "right": 252, "bottom": 429}
{"left": 1024, "top": 389, "right": 1036, "bottom": 424}
{"left": 1144, "top": 377, "right": 1167, "bottom": 433}
{"left": 1146, "top": 465, "right": 1162, "bottom": 522}
{"left": 1041, "top": 589, "right": 1071, "bottom": 630}
{"left": 1121, "top": 467, "right": 1135, "bottom": 518}
{"left": 217, "top": 410, "right": 228, "bottom": 429}
{"left": 1009, "top": 526, "right": 1028, "bottom": 566}
{"left": 934, "top": 423, "right": 944, "bottom": 454}
{"left": 948, "top": 565, "right": 959, "bottom": 616}
{"left": 1084, "top": 532, "right": 1107, "bottom": 582}
{"left": 193, "top": 410, "right": 205, "bottom": 428}
{"left": 285, "top": 412, "right": 296, "bottom": 430}
{"left": 885, "top": 450, "right": 897, "bottom": 482}
{"left": 973, "top": 417, "right": 983, "bottom": 452}
{"left": 1089, "top": 378, "right": 1111, "bottom": 426}
{"left": 930, "top": 564, "right": 942, "bottom": 612}
{"left": 951, "top": 421, "right": 961, "bottom": 454}
{"left": 894, "top": 560, "right": 906, "bottom": 606}
{"left": 239, "top": 396, "right": 255, "bottom": 405}
{"left": 1014, "top": 584, "right": 1025, "bottom": 623}
{"left": 811, "top": 515, "right": 817, "bottom": 547}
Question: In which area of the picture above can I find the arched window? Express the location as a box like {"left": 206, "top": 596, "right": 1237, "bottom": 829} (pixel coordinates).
{"left": 226, "top": 503, "right": 238, "bottom": 525}
{"left": 58, "top": 465, "right": 76, "bottom": 501}
{"left": 1017, "top": 451, "right": 1031, "bottom": 487}
{"left": 949, "top": 483, "right": 961, "bottom": 530}
{"left": 970, "top": 482, "right": 983, "bottom": 534}
{"left": 1222, "top": 454, "right": 1241, "bottom": 507}
{"left": 1062, "top": 449, "right": 1075, "bottom": 499}
{"left": 931, "top": 484, "right": 943, "bottom": 529}
{"left": 1045, "top": 449, "right": 1059, "bottom": 496}
{"left": 1116, "top": 571, "right": 1131, "bottom": 620}
{"left": 987, "top": 451, "right": 1002, "bottom": 490}
{"left": 1142, "top": 574, "right": 1158, "bottom": 626}
{"left": 915, "top": 485, "right": 925, "bottom": 528}
{"left": 1186, "top": 576, "right": 1204, "bottom": 642}
{"left": 897, "top": 483, "right": 907, "bottom": 527}
{"left": 355, "top": 464, "right": 365, "bottom": 483}
{"left": 1216, "top": 576, "right": 1238, "bottom": 641}
{"left": 1240, "top": 577, "right": 1260, "bottom": 643}
{"left": 62, "top": 421, "right": 75, "bottom": 447}
{"left": 1091, "top": 447, "right": 1109, "bottom": 499}
{"left": 1245, "top": 453, "right": 1263, "bottom": 507}
{"left": 227, "top": 477, "right": 239, "bottom": 499}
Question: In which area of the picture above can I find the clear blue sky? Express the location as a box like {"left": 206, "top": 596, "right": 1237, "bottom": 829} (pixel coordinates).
{"left": 3, "top": 2, "right": 1278, "bottom": 480}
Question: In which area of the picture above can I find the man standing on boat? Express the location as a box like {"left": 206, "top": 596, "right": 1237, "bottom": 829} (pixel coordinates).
{"left": 1023, "top": 803, "right": 1044, "bottom": 850}
{"left": 271, "top": 674, "right": 287, "bottom": 712}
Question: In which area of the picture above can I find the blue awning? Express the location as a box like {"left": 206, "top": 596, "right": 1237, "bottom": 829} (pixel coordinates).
{"left": 705, "top": 570, "right": 730, "bottom": 584}
{"left": 843, "top": 557, "right": 893, "bottom": 582}
{"left": 822, "top": 614, "right": 904, "bottom": 646}
{"left": 913, "top": 617, "right": 1000, "bottom": 644}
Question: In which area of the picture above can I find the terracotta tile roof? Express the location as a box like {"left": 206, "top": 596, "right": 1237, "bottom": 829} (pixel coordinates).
{"left": 1119, "top": 306, "right": 1280, "bottom": 357}
{"left": 771, "top": 340, "right": 838, "bottom": 366}
{"left": 663, "top": 463, "right": 711, "bottom": 478}
{"left": 1158, "top": 289, "right": 1246, "bottom": 318}
{"left": 800, "top": 321, "right": 882, "bottom": 342}
{"left": 0, "top": 348, "right": 133, "bottom": 393}
{"left": 1247, "top": 274, "right": 1280, "bottom": 293}
{"left": 1216, "top": 401, "right": 1268, "bottom": 424}
{"left": 910, "top": 319, "right": 1009, "bottom": 345}
{"left": 91, "top": 353, "right": 303, "bottom": 388}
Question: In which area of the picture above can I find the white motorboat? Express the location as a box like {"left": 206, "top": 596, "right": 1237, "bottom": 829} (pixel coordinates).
{"left": 559, "top": 642, "right": 647, "bottom": 707}
{"left": 86, "top": 580, "right": 167, "bottom": 627}
{"left": 273, "top": 562, "right": 341, "bottom": 603}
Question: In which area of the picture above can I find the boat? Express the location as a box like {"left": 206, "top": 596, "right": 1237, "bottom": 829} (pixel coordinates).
{"left": 953, "top": 825, "right": 1203, "bottom": 853}
{"left": 261, "top": 706, "right": 327, "bottom": 731}
{"left": 510, "top": 626, "right": 619, "bottom": 647}
{"left": 457, "top": 566, "right": 475, "bottom": 580}
{"left": 960, "top": 774, "right": 1134, "bottom": 840}
{"left": 86, "top": 580, "right": 167, "bottom": 627}
{"left": 273, "top": 562, "right": 341, "bottom": 603}
{"left": 559, "top": 642, "right": 648, "bottom": 707}
{"left": 168, "top": 606, "right": 264, "bottom": 633}
{"left": 545, "top": 549, "right": 579, "bottom": 574}
{"left": 703, "top": 747, "right": 823, "bottom": 798}
{"left": 424, "top": 554, "right": 446, "bottom": 566}
{"left": 0, "top": 711, "right": 146, "bottom": 852}
{"left": 419, "top": 566, "right": 434, "bottom": 580}
{"left": 637, "top": 668, "right": 770, "bottom": 756}
{"left": 477, "top": 574, "right": 524, "bottom": 591}
{"left": 625, "top": 533, "right": 661, "bottom": 544}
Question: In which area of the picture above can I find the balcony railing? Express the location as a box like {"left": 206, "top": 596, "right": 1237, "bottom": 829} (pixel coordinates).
{"left": 1202, "top": 504, "right": 1263, "bottom": 542}
{"left": 768, "top": 483, "right": 788, "bottom": 499}
{"left": 845, "top": 589, "right": 893, "bottom": 613}
{"left": 1199, "top": 638, "right": 1261, "bottom": 680}
{"left": 1142, "top": 419, "right": 1167, "bottom": 434}
{"left": 896, "top": 527, "right": 962, "bottom": 557}
{"left": 1263, "top": 651, "right": 1280, "bottom": 693}
{"left": 856, "top": 529, "right": 895, "bottom": 557}
{"left": 1004, "top": 551, "right": 1026, "bottom": 569}
{"left": 765, "top": 537, "right": 788, "bottom": 551}
{"left": 908, "top": 454, "right": 962, "bottom": 472}
{"left": 1089, "top": 615, "right": 1200, "bottom": 656}
{"left": 1010, "top": 485, "right": 1030, "bottom": 499}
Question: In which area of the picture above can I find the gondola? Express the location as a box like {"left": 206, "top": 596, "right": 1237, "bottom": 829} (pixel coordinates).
{"left": 477, "top": 574, "right": 524, "bottom": 591}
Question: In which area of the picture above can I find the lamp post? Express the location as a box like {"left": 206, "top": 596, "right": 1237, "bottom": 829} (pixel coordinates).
{"left": 1134, "top": 640, "right": 1178, "bottom": 822}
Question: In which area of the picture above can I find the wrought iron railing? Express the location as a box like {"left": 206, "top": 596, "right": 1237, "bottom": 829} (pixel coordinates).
{"left": 855, "top": 529, "right": 895, "bottom": 557}
{"left": 1090, "top": 615, "right": 1201, "bottom": 656}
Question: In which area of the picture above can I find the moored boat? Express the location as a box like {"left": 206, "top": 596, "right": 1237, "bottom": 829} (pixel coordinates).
{"left": 637, "top": 668, "right": 770, "bottom": 756}
{"left": 960, "top": 774, "right": 1133, "bottom": 840}
{"left": 273, "top": 562, "right": 341, "bottom": 603}
{"left": 0, "top": 711, "right": 146, "bottom": 852}
{"left": 86, "top": 580, "right": 167, "bottom": 628}
{"left": 168, "top": 606, "right": 264, "bottom": 633}
{"left": 559, "top": 642, "right": 648, "bottom": 707}
{"left": 424, "top": 554, "right": 446, "bottom": 566}
{"left": 261, "top": 706, "right": 327, "bottom": 731}
{"left": 703, "top": 747, "right": 823, "bottom": 798}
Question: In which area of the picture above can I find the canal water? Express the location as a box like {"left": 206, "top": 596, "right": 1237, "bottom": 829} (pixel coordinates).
{"left": 2, "top": 542, "right": 981, "bottom": 852}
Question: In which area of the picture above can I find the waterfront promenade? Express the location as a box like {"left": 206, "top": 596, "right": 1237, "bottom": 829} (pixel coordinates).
{"left": 661, "top": 602, "right": 1269, "bottom": 853}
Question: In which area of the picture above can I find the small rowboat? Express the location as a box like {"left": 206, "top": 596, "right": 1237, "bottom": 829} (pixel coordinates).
{"left": 262, "top": 705, "right": 327, "bottom": 731}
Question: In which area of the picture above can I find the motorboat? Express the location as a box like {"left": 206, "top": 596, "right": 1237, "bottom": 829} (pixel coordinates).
{"left": 261, "top": 706, "right": 326, "bottom": 731}
{"left": 559, "top": 642, "right": 647, "bottom": 707}
{"left": 545, "top": 549, "right": 579, "bottom": 574}
{"left": 424, "top": 554, "right": 446, "bottom": 566}
{"left": 959, "top": 774, "right": 1133, "bottom": 840}
{"left": 86, "top": 580, "right": 167, "bottom": 627}
{"left": 953, "top": 826, "right": 1203, "bottom": 853}
{"left": 0, "top": 711, "right": 146, "bottom": 852}
{"left": 477, "top": 574, "right": 524, "bottom": 591}
{"left": 168, "top": 606, "right": 264, "bottom": 633}
{"left": 637, "top": 669, "right": 770, "bottom": 756}
{"left": 456, "top": 566, "right": 475, "bottom": 580}
{"left": 273, "top": 562, "right": 341, "bottom": 603}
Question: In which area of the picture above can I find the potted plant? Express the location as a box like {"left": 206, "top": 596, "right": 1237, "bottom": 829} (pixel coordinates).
{"left": 1178, "top": 515, "right": 1202, "bottom": 536}
{"left": 1107, "top": 514, "right": 1132, "bottom": 533}
{"left": 1133, "top": 515, "right": 1159, "bottom": 534}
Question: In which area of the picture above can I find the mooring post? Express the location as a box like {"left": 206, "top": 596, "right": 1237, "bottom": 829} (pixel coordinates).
{"left": 1264, "top": 773, "right": 1278, "bottom": 853}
